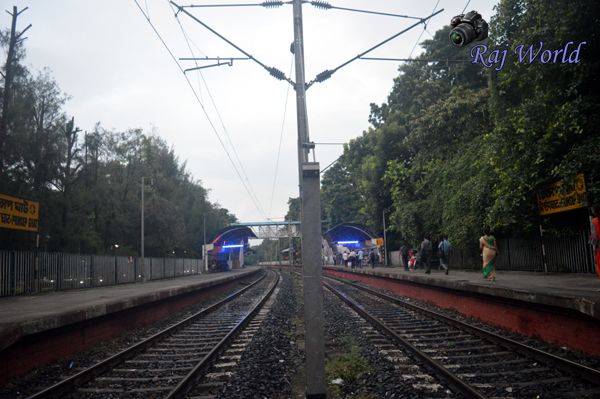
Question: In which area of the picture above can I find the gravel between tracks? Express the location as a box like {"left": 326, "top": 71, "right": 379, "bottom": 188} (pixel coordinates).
{"left": 216, "top": 270, "right": 300, "bottom": 398}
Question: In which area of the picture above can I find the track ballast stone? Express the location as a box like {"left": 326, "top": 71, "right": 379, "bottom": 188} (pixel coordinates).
{"left": 217, "top": 271, "right": 300, "bottom": 398}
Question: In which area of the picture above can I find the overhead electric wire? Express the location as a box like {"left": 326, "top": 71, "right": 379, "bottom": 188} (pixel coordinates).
{"left": 133, "top": 0, "right": 268, "bottom": 219}
{"left": 308, "top": 1, "right": 421, "bottom": 19}
{"left": 408, "top": 0, "right": 441, "bottom": 59}
{"left": 360, "top": 57, "right": 469, "bottom": 63}
{"left": 180, "top": 1, "right": 285, "bottom": 8}
{"left": 168, "top": 1, "right": 269, "bottom": 220}
{"left": 179, "top": 1, "right": 422, "bottom": 20}
{"left": 461, "top": 0, "right": 472, "bottom": 14}
{"left": 171, "top": 1, "right": 293, "bottom": 85}
{"left": 306, "top": 7, "right": 444, "bottom": 88}
{"left": 268, "top": 55, "right": 294, "bottom": 219}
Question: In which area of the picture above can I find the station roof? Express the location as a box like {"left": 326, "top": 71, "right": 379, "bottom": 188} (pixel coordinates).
{"left": 324, "top": 223, "right": 375, "bottom": 243}
{"left": 210, "top": 225, "right": 257, "bottom": 246}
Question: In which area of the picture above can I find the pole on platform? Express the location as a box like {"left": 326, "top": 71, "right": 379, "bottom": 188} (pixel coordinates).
{"left": 203, "top": 214, "right": 207, "bottom": 273}
{"left": 383, "top": 209, "right": 388, "bottom": 267}
{"left": 141, "top": 177, "right": 145, "bottom": 282}
{"left": 288, "top": 217, "right": 293, "bottom": 268}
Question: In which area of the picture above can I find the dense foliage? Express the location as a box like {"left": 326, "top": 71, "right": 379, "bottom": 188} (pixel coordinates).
{"left": 0, "top": 29, "right": 236, "bottom": 256}
{"left": 321, "top": 0, "right": 599, "bottom": 252}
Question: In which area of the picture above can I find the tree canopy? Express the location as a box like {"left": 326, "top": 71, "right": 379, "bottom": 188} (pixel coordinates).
{"left": 321, "top": 0, "right": 599, "bottom": 254}
{"left": 0, "top": 26, "right": 236, "bottom": 256}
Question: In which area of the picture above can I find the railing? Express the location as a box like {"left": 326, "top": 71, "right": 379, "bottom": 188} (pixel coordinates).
{"left": 450, "top": 229, "right": 595, "bottom": 273}
{"left": 0, "top": 251, "right": 203, "bottom": 297}
{"left": 389, "top": 229, "right": 595, "bottom": 274}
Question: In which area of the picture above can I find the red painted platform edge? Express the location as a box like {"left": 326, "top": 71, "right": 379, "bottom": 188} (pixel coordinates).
{"left": 323, "top": 266, "right": 599, "bottom": 320}
{"left": 0, "top": 271, "right": 259, "bottom": 386}
{"left": 0, "top": 269, "right": 259, "bottom": 353}
{"left": 325, "top": 269, "right": 600, "bottom": 357}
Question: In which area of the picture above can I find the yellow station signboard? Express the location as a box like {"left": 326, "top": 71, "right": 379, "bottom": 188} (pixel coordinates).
{"left": 0, "top": 193, "right": 39, "bottom": 232}
{"left": 536, "top": 174, "right": 587, "bottom": 216}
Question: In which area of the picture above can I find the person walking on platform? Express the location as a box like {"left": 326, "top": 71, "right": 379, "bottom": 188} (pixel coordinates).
{"left": 420, "top": 235, "right": 433, "bottom": 274}
{"left": 342, "top": 251, "right": 348, "bottom": 267}
{"left": 369, "top": 250, "right": 377, "bottom": 268}
{"left": 590, "top": 206, "right": 600, "bottom": 279}
{"left": 400, "top": 244, "right": 409, "bottom": 271}
{"left": 438, "top": 235, "right": 452, "bottom": 275}
{"left": 479, "top": 230, "right": 498, "bottom": 281}
{"left": 349, "top": 249, "right": 357, "bottom": 269}
{"left": 358, "top": 249, "right": 364, "bottom": 268}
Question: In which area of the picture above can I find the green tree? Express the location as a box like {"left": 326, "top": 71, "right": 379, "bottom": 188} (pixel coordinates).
{"left": 486, "top": 0, "right": 600, "bottom": 229}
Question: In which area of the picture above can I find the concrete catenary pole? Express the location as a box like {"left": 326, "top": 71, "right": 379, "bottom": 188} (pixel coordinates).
{"left": 292, "top": 0, "right": 326, "bottom": 397}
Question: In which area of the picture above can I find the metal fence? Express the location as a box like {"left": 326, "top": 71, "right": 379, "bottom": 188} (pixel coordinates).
{"left": 450, "top": 229, "right": 595, "bottom": 273}
{"left": 0, "top": 251, "right": 203, "bottom": 297}
{"left": 388, "top": 229, "right": 595, "bottom": 274}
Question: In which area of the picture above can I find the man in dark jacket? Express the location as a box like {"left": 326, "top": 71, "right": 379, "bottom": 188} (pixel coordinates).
{"left": 400, "top": 244, "right": 410, "bottom": 271}
{"left": 419, "top": 235, "right": 433, "bottom": 274}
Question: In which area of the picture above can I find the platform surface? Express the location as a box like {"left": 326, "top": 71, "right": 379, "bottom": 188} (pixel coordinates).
{"left": 0, "top": 267, "right": 259, "bottom": 350}
{"left": 324, "top": 265, "right": 600, "bottom": 320}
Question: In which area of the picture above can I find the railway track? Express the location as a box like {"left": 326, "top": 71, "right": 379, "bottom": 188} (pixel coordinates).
{"left": 324, "top": 275, "right": 600, "bottom": 398}
{"left": 27, "top": 269, "right": 279, "bottom": 399}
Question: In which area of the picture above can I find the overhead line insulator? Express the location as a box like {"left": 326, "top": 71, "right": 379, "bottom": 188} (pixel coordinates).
{"left": 262, "top": 0, "right": 284, "bottom": 8}
{"left": 315, "top": 69, "right": 333, "bottom": 83}
{"left": 310, "top": 1, "right": 331, "bottom": 10}
{"left": 267, "top": 67, "right": 286, "bottom": 80}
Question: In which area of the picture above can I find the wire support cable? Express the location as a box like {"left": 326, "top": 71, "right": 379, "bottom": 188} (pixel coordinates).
{"left": 306, "top": 7, "right": 444, "bottom": 88}
{"left": 408, "top": 0, "right": 441, "bottom": 59}
{"left": 171, "top": 1, "right": 294, "bottom": 86}
{"left": 179, "top": 1, "right": 286, "bottom": 8}
{"left": 133, "top": 0, "right": 268, "bottom": 219}
{"left": 168, "top": 1, "right": 269, "bottom": 219}
{"left": 268, "top": 55, "right": 294, "bottom": 219}
{"left": 360, "top": 57, "right": 470, "bottom": 63}
{"left": 461, "top": 0, "right": 472, "bottom": 14}
{"left": 307, "top": 1, "right": 422, "bottom": 19}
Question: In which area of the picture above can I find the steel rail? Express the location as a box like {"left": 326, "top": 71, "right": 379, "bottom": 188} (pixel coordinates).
{"left": 323, "top": 279, "right": 487, "bottom": 399}
{"left": 166, "top": 271, "right": 280, "bottom": 398}
{"left": 326, "top": 274, "right": 600, "bottom": 388}
{"left": 27, "top": 271, "right": 268, "bottom": 399}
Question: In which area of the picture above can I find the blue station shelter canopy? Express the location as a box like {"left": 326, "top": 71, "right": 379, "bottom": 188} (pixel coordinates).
{"left": 210, "top": 225, "right": 257, "bottom": 248}
{"left": 324, "top": 223, "right": 375, "bottom": 246}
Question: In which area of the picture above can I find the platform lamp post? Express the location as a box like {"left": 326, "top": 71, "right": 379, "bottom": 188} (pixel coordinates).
{"left": 203, "top": 214, "right": 207, "bottom": 273}
{"left": 141, "top": 177, "right": 153, "bottom": 282}
{"left": 383, "top": 209, "right": 388, "bottom": 267}
{"left": 112, "top": 244, "right": 119, "bottom": 285}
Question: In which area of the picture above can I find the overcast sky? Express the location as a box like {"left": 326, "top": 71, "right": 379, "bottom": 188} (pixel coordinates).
{"left": 4, "top": 0, "right": 497, "bottom": 222}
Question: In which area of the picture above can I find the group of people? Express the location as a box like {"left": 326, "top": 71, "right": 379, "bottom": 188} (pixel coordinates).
{"left": 399, "top": 234, "right": 452, "bottom": 275}
{"left": 334, "top": 248, "right": 379, "bottom": 269}
{"left": 398, "top": 232, "right": 500, "bottom": 281}
{"left": 330, "top": 208, "right": 600, "bottom": 281}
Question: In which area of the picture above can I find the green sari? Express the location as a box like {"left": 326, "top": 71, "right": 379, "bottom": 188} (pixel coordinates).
{"left": 479, "top": 235, "right": 497, "bottom": 279}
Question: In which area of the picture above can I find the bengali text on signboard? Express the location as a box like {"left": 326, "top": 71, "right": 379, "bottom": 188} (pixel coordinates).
{"left": 0, "top": 193, "right": 39, "bottom": 232}
{"left": 536, "top": 174, "right": 587, "bottom": 216}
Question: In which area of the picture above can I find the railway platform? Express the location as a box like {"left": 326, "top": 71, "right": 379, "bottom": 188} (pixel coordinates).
{"left": 0, "top": 267, "right": 260, "bottom": 352}
{"left": 324, "top": 265, "right": 600, "bottom": 319}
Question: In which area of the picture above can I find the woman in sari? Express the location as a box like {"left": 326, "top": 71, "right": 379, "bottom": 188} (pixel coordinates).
{"left": 479, "top": 230, "right": 498, "bottom": 281}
